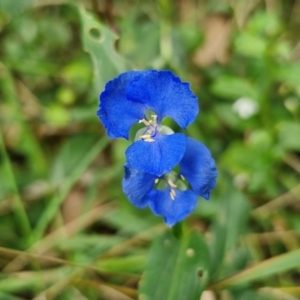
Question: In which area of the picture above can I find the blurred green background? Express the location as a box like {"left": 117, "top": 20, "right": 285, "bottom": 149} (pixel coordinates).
{"left": 1, "top": 0, "right": 300, "bottom": 299}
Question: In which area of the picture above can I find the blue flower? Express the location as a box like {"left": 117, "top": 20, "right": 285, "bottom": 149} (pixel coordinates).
{"left": 98, "top": 69, "right": 218, "bottom": 225}
{"left": 122, "top": 137, "right": 218, "bottom": 226}
{"left": 97, "top": 70, "right": 199, "bottom": 176}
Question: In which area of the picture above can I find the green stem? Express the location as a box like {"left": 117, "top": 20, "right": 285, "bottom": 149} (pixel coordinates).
{"left": 0, "top": 126, "right": 32, "bottom": 241}
{"left": 171, "top": 221, "right": 184, "bottom": 239}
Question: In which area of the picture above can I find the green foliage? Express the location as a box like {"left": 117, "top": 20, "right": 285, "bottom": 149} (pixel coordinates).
{"left": 0, "top": 0, "right": 35, "bottom": 18}
{"left": 139, "top": 231, "right": 209, "bottom": 300}
{"left": 211, "top": 75, "right": 258, "bottom": 100}
{"left": 1, "top": 0, "right": 300, "bottom": 299}
{"left": 277, "top": 121, "right": 300, "bottom": 151}
{"left": 208, "top": 183, "right": 251, "bottom": 276}
{"left": 78, "top": 6, "right": 127, "bottom": 94}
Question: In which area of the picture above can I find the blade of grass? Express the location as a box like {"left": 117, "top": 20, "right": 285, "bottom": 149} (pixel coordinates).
{"left": 0, "top": 292, "right": 24, "bottom": 300}
{"left": 0, "top": 267, "right": 72, "bottom": 294}
{"left": 71, "top": 278, "right": 136, "bottom": 300}
{"left": 25, "top": 225, "right": 163, "bottom": 299}
{"left": 209, "top": 248, "right": 300, "bottom": 290}
{"left": 0, "top": 246, "right": 89, "bottom": 272}
{"left": 0, "top": 127, "right": 32, "bottom": 240}
{"left": 253, "top": 183, "right": 300, "bottom": 217}
{"left": 3, "top": 202, "right": 113, "bottom": 272}
{"left": 0, "top": 246, "right": 139, "bottom": 280}
{"left": 277, "top": 287, "right": 300, "bottom": 296}
{"left": 0, "top": 62, "right": 47, "bottom": 176}
{"left": 258, "top": 287, "right": 300, "bottom": 300}
{"left": 30, "top": 136, "right": 109, "bottom": 243}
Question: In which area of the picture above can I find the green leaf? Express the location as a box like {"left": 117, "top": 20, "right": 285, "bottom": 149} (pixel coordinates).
{"left": 31, "top": 135, "right": 109, "bottom": 243}
{"left": 210, "top": 248, "right": 300, "bottom": 290}
{"left": 0, "top": 291, "right": 24, "bottom": 300}
{"left": 0, "top": 64, "right": 47, "bottom": 176}
{"left": 103, "top": 206, "right": 159, "bottom": 235}
{"left": 231, "top": 289, "right": 272, "bottom": 300}
{"left": 0, "top": 267, "right": 71, "bottom": 293}
{"left": 210, "top": 75, "right": 258, "bottom": 100}
{"left": 234, "top": 33, "right": 267, "bottom": 57}
{"left": 0, "top": 0, "right": 34, "bottom": 18}
{"left": 78, "top": 6, "right": 128, "bottom": 95}
{"left": 56, "top": 234, "right": 124, "bottom": 253}
{"left": 50, "top": 134, "right": 99, "bottom": 186}
{"left": 277, "top": 121, "right": 300, "bottom": 151}
{"left": 139, "top": 231, "right": 210, "bottom": 300}
{"left": 209, "top": 184, "right": 251, "bottom": 275}
{"left": 247, "top": 12, "right": 282, "bottom": 37}
{"left": 118, "top": 18, "right": 160, "bottom": 67}
{"left": 97, "top": 255, "right": 146, "bottom": 273}
{"left": 0, "top": 128, "right": 32, "bottom": 239}
{"left": 274, "top": 63, "right": 300, "bottom": 87}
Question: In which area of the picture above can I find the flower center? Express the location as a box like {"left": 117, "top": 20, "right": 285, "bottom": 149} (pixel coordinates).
{"left": 135, "top": 114, "right": 174, "bottom": 143}
{"left": 167, "top": 179, "right": 177, "bottom": 200}
{"left": 135, "top": 114, "right": 158, "bottom": 142}
{"left": 154, "top": 172, "right": 188, "bottom": 201}
{"left": 137, "top": 114, "right": 158, "bottom": 142}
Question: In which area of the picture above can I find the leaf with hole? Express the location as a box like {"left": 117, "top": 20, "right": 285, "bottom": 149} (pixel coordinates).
{"left": 139, "top": 231, "right": 210, "bottom": 300}
{"left": 78, "top": 6, "right": 128, "bottom": 95}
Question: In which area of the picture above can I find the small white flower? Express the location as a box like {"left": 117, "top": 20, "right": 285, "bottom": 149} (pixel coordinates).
{"left": 232, "top": 97, "right": 259, "bottom": 119}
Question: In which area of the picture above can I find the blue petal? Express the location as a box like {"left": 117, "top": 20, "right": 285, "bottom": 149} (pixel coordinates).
{"left": 97, "top": 71, "right": 146, "bottom": 139}
{"left": 122, "top": 163, "right": 156, "bottom": 208}
{"left": 180, "top": 138, "right": 218, "bottom": 200}
{"left": 125, "top": 133, "right": 186, "bottom": 176}
{"left": 148, "top": 189, "right": 198, "bottom": 226}
{"left": 126, "top": 70, "right": 199, "bottom": 129}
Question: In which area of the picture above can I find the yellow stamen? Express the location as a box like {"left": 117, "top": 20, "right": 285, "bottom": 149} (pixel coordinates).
{"left": 139, "top": 134, "right": 151, "bottom": 139}
{"left": 167, "top": 179, "right": 177, "bottom": 188}
{"left": 144, "top": 138, "right": 155, "bottom": 142}
{"left": 140, "top": 133, "right": 155, "bottom": 142}
{"left": 170, "top": 189, "right": 176, "bottom": 200}
{"left": 172, "top": 189, "right": 176, "bottom": 197}
{"left": 151, "top": 114, "right": 158, "bottom": 122}
{"left": 139, "top": 119, "right": 152, "bottom": 126}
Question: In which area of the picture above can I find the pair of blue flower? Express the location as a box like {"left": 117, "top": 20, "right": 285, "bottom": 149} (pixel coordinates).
{"left": 98, "top": 70, "right": 217, "bottom": 226}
